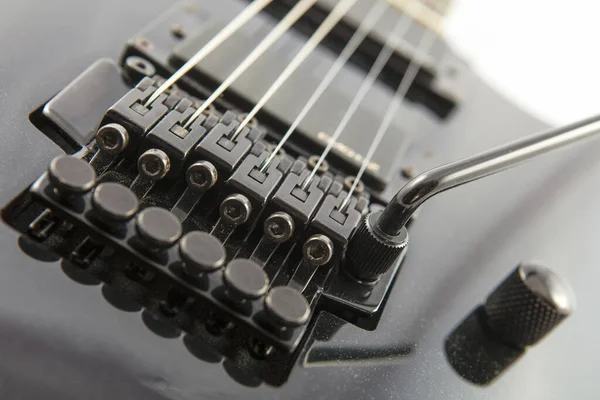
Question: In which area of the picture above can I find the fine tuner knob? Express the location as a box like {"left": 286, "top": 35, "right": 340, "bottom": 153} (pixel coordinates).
{"left": 484, "top": 263, "right": 575, "bottom": 348}
{"left": 47, "top": 155, "right": 96, "bottom": 197}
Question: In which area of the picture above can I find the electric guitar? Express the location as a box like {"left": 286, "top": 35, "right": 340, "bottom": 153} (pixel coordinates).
{"left": 0, "top": 0, "right": 596, "bottom": 398}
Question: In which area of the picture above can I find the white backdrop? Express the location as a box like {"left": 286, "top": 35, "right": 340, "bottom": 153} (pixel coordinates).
{"left": 444, "top": 0, "right": 599, "bottom": 125}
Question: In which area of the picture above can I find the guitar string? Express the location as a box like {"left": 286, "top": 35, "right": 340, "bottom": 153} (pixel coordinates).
{"left": 339, "top": 29, "right": 436, "bottom": 211}
{"left": 146, "top": 0, "right": 428, "bottom": 207}
{"left": 259, "top": 0, "right": 389, "bottom": 173}
{"left": 300, "top": 13, "right": 413, "bottom": 191}
{"left": 182, "top": 0, "right": 318, "bottom": 129}
{"left": 230, "top": 0, "right": 360, "bottom": 141}
{"left": 144, "top": 0, "right": 273, "bottom": 107}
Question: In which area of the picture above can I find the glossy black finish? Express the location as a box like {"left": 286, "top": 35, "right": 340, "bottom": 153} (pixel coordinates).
{"left": 0, "top": 0, "right": 599, "bottom": 398}
{"left": 42, "top": 59, "right": 129, "bottom": 147}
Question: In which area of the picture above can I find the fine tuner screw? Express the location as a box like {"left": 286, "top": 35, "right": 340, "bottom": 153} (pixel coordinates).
{"left": 138, "top": 148, "right": 171, "bottom": 181}
{"left": 303, "top": 234, "right": 333, "bottom": 267}
{"left": 264, "top": 212, "right": 295, "bottom": 243}
{"left": 220, "top": 194, "right": 252, "bottom": 226}
{"left": 96, "top": 123, "right": 129, "bottom": 155}
{"left": 186, "top": 161, "right": 218, "bottom": 192}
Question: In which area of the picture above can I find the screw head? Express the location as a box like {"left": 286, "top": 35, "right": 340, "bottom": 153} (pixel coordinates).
{"left": 235, "top": 112, "right": 259, "bottom": 129}
{"left": 138, "top": 149, "right": 171, "bottom": 181}
{"left": 124, "top": 56, "right": 156, "bottom": 78}
{"left": 265, "top": 143, "right": 286, "bottom": 158}
{"left": 171, "top": 23, "right": 186, "bottom": 39}
{"left": 220, "top": 194, "right": 252, "bottom": 226}
{"left": 192, "top": 100, "right": 217, "bottom": 116}
{"left": 48, "top": 155, "right": 96, "bottom": 195}
{"left": 135, "top": 37, "right": 152, "bottom": 50}
{"left": 401, "top": 167, "right": 416, "bottom": 179}
{"left": 307, "top": 155, "right": 329, "bottom": 174}
{"left": 250, "top": 338, "right": 274, "bottom": 359}
{"left": 303, "top": 234, "right": 334, "bottom": 267}
{"left": 96, "top": 124, "right": 129, "bottom": 155}
{"left": 264, "top": 212, "right": 295, "bottom": 243}
{"left": 186, "top": 161, "right": 218, "bottom": 192}
{"left": 343, "top": 176, "right": 364, "bottom": 195}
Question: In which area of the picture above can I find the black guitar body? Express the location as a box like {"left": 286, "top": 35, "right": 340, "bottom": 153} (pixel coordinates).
{"left": 0, "top": 1, "right": 596, "bottom": 399}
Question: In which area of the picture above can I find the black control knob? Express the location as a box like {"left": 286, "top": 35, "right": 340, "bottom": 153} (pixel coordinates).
{"left": 223, "top": 259, "right": 269, "bottom": 302}
{"left": 47, "top": 155, "right": 96, "bottom": 196}
{"left": 179, "top": 231, "right": 226, "bottom": 277}
{"left": 92, "top": 182, "right": 139, "bottom": 223}
{"left": 135, "top": 207, "right": 182, "bottom": 249}
{"left": 445, "top": 264, "right": 575, "bottom": 385}
{"left": 484, "top": 263, "right": 575, "bottom": 348}
{"left": 345, "top": 211, "right": 409, "bottom": 283}
{"left": 264, "top": 286, "right": 310, "bottom": 328}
